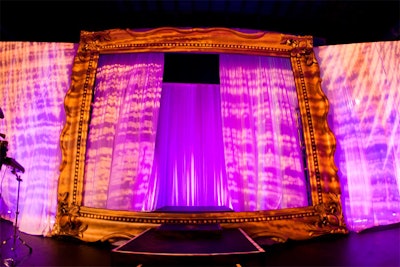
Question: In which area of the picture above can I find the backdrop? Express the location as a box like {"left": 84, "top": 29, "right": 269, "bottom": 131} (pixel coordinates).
{"left": 0, "top": 40, "right": 399, "bottom": 236}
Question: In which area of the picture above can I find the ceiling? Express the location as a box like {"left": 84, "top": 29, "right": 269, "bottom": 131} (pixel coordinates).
{"left": 1, "top": 0, "right": 399, "bottom": 46}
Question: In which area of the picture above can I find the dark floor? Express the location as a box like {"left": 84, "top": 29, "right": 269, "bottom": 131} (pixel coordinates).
{"left": 1, "top": 218, "right": 399, "bottom": 267}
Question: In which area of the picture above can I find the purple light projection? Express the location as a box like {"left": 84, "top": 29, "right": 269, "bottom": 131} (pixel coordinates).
{"left": 83, "top": 52, "right": 308, "bottom": 212}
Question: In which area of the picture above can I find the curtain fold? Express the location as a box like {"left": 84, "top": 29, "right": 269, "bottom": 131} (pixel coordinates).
{"left": 315, "top": 41, "right": 400, "bottom": 231}
{"left": 0, "top": 42, "right": 78, "bottom": 235}
{"left": 84, "top": 53, "right": 308, "bottom": 212}
{"left": 219, "top": 54, "right": 308, "bottom": 211}
{"left": 83, "top": 53, "right": 164, "bottom": 211}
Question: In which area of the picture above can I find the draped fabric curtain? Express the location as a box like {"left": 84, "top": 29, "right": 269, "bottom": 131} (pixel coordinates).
{"left": 148, "top": 83, "right": 231, "bottom": 210}
{"left": 0, "top": 42, "right": 78, "bottom": 235}
{"left": 1, "top": 40, "right": 399, "bottom": 236}
{"left": 315, "top": 41, "right": 400, "bottom": 232}
{"left": 219, "top": 54, "right": 308, "bottom": 211}
{"left": 83, "top": 53, "right": 164, "bottom": 211}
{"left": 84, "top": 53, "right": 308, "bottom": 212}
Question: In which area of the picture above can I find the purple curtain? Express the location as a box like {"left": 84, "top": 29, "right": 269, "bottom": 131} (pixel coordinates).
{"left": 0, "top": 42, "right": 78, "bottom": 235}
{"left": 147, "top": 83, "right": 231, "bottom": 210}
{"left": 315, "top": 41, "right": 400, "bottom": 231}
{"left": 219, "top": 54, "right": 309, "bottom": 211}
{"left": 83, "top": 52, "right": 309, "bottom": 212}
{"left": 83, "top": 53, "right": 164, "bottom": 211}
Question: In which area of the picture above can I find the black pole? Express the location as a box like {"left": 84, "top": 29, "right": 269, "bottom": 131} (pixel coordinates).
{"left": 1, "top": 169, "right": 32, "bottom": 267}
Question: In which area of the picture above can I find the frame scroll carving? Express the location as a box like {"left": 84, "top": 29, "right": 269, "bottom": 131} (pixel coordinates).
{"left": 52, "top": 27, "right": 348, "bottom": 245}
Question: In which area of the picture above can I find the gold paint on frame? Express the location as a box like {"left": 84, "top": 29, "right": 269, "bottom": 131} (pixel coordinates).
{"left": 52, "top": 28, "right": 348, "bottom": 244}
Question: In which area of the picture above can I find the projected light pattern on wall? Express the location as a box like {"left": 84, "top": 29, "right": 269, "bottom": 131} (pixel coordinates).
{"left": 0, "top": 39, "right": 398, "bottom": 236}
{"left": 315, "top": 41, "right": 400, "bottom": 231}
{"left": 82, "top": 52, "right": 308, "bottom": 212}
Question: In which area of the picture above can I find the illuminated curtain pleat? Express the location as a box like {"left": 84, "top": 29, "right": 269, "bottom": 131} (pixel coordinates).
{"left": 0, "top": 42, "right": 78, "bottom": 235}
{"left": 83, "top": 53, "right": 164, "bottom": 211}
{"left": 147, "top": 83, "right": 230, "bottom": 210}
{"left": 315, "top": 41, "right": 400, "bottom": 231}
{"left": 219, "top": 54, "right": 308, "bottom": 211}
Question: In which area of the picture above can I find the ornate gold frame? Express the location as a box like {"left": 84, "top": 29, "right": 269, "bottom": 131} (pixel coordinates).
{"left": 52, "top": 27, "right": 347, "bottom": 245}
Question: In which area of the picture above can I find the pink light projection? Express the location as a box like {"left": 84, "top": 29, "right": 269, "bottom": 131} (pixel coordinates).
{"left": 82, "top": 52, "right": 308, "bottom": 212}
{"left": 315, "top": 41, "right": 400, "bottom": 231}
{"left": 0, "top": 40, "right": 398, "bottom": 235}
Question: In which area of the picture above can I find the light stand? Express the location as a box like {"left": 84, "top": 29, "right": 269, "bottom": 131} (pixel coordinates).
{"left": 1, "top": 168, "right": 32, "bottom": 267}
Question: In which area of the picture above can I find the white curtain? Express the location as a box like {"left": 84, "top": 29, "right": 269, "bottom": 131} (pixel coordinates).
{"left": 0, "top": 42, "right": 78, "bottom": 235}
{"left": 315, "top": 41, "right": 400, "bottom": 231}
{"left": 83, "top": 53, "right": 164, "bottom": 211}
{"left": 219, "top": 54, "right": 309, "bottom": 211}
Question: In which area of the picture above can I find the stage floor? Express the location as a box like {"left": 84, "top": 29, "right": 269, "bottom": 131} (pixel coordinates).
{"left": 112, "top": 226, "right": 265, "bottom": 266}
{"left": 1, "top": 218, "right": 399, "bottom": 267}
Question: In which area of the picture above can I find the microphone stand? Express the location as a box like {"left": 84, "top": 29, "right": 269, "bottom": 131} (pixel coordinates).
{"left": 1, "top": 168, "right": 32, "bottom": 266}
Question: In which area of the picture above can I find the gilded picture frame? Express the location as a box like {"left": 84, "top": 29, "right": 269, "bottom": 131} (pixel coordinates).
{"left": 53, "top": 27, "right": 348, "bottom": 245}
